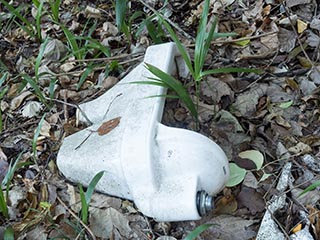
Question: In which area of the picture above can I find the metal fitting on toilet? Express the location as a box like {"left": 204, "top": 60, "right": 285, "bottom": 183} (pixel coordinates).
{"left": 196, "top": 190, "right": 214, "bottom": 216}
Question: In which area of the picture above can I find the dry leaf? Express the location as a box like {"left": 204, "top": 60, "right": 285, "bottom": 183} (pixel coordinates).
{"left": 60, "top": 61, "right": 76, "bottom": 72}
{"left": 89, "top": 207, "right": 132, "bottom": 238}
{"left": 288, "top": 142, "right": 312, "bottom": 154}
{"left": 98, "top": 76, "right": 118, "bottom": 89}
{"left": 43, "top": 39, "right": 68, "bottom": 62}
{"left": 309, "top": 66, "right": 320, "bottom": 84}
{"left": 201, "top": 76, "right": 234, "bottom": 103}
{"left": 297, "top": 19, "right": 308, "bottom": 33}
{"left": 286, "top": 0, "right": 311, "bottom": 8}
{"left": 102, "top": 22, "right": 119, "bottom": 36}
{"left": 22, "top": 101, "right": 42, "bottom": 118}
{"left": 243, "top": 171, "right": 259, "bottom": 189}
{"left": 310, "top": 18, "right": 320, "bottom": 31}
{"left": 0, "top": 148, "right": 8, "bottom": 183}
{"left": 204, "top": 215, "right": 257, "bottom": 240}
{"left": 214, "top": 189, "right": 238, "bottom": 215}
{"left": 237, "top": 186, "right": 265, "bottom": 214}
{"left": 306, "top": 30, "right": 320, "bottom": 48}
{"left": 300, "top": 79, "right": 317, "bottom": 95}
{"left": 307, "top": 206, "right": 320, "bottom": 238}
{"left": 84, "top": 6, "right": 101, "bottom": 19}
{"left": 231, "top": 84, "right": 268, "bottom": 117}
{"left": 278, "top": 27, "right": 296, "bottom": 52}
{"left": 97, "top": 117, "right": 121, "bottom": 136}
{"left": 292, "top": 224, "right": 302, "bottom": 234}
{"left": 40, "top": 120, "right": 51, "bottom": 138}
{"left": 10, "top": 91, "right": 33, "bottom": 110}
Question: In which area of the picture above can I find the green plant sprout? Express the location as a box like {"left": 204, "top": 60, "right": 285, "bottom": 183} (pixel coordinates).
{"left": 32, "top": 113, "right": 46, "bottom": 161}
{"left": 184, "top": 223, "right": 215, "bottom": 240}
{"left": 0, "top": 0, "right": 47, "bottom": 42}
{"left": 32, "top": 0, "right": 45, "bottom": 42}
{"left": 48, "top": 0, "right": 61, "bottom": 22}
{"left": 299, "top": 180, "right": 320, "bottom": 197}
{"left": 79, "top": 171, "right": 104, "bottom": 224}
{"left": 0, "top": 0, "right": 37, "bottom": 39}
{"left": 115, "top": 0, "right": 166, "bottom": 44}
{"left": 1, "top": 153, "right": 30, "bottom": 238}
{"left": 142, "top": 0, "right": 261, "bottom": 121}
{"left": 133, "top": 63, "right": 197, "bottom": 118}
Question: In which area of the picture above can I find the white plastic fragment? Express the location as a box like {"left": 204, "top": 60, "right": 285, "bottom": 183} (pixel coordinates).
{"left": 56, "top": 43, "right": 230, "bottom": 221}
{"left": 257, "top": 161, "right": 315, "bottom": 239}
{"left": 290, "top": 211, "right": 314, "bottom": 240}
{"left": 256, "top": 162, "right": 292, "bottom": 240}
{"left": 291, "top": 229, "right": 314, "bottom": 240}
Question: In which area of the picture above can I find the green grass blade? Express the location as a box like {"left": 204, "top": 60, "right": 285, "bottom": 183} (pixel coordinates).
{"left": 78, "top": 171, "right": 104, "bottom": 224}
{"left": 0, "top": 188, "right": 8, "bottom": 218}
{"left": 49, "top": 0, "right": 61, "bottom": 22}
{"left": 13, "top": 20, "right": 34, "bottom": 39}
{"left": 32, "top": 0, "right": 40, "bottom": 7}
{"left": 201, "top": 67, "right": 262, "bottom": 78}
{"left": 115, "top": 0, "right": 127, "bottom": 30}
{"left": 61, "top": 25, "right": 82, "bottom": 59}
{"left": 184, "top": 224, "right": 214, "bottom": 240}
{"left": 84, "top": 39, "right": 110, "bottom": 57}
{"left": 35, "top": 0, "right": 45, "bottom": 42}
{"left": 0, "top": 0, "right": 34, "bottom": 37}
{"left": 146, "top": 63, "right": 197, "bottom": 118}
{"left": 202, "top": 15, "right": 217, "bottom": 66}
{"left": 0, "top": 87, "right": 8, "bottom": 99}
{"left": 21, "top": 74, "right": 48, "bottom": 106}
{"left": 194, "top": 0, "right": 210, "bottom": 78}
{"left": 299, "top": 180, "right": 320, "bottom": 197}
{"left": 33, "top": 113, "right": 46, "bottom": 160}
{"left": 79, "top": 185, "right": 88, "bottom": 224}
{"left": 85, "top": 171, "right": 104, "bottom": 204}
{"left": 4, "top": 226, "right": 14, "bottom": 240}
{"left": 145, "top": 18, "right": 160, "bottom": 43}
{"left": 49, "top": 78, "right": 57, "bottom": 103}
{"left": 2, "top": 152, "right": 23, "bottom": 187}
{"left": 160, "top": 17, "right": 195, "bottom": 78}
{"left": 77, "top": 65, "right": 93, "bottom": 90}
{"left": 35, "top": 38, "right": 49, "bottom": 80}
{"left": 0, "top": 72, "right": 8, "bottom": 87}
{"left": 131, "top": 81, "right": 168, "bottom": 88}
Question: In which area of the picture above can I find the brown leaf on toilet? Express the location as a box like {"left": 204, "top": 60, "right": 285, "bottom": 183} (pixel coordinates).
{"left": 97, "top": 117, "right": 121, "bottom": 136}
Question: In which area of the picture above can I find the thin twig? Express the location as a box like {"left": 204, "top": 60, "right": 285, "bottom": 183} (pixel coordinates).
{"left": 103, "top": 93, "right": 123, "bottom": 119}
{"left": 66, "top": 52, "right": 144, "bottom": 63}
{"left": 62, "top": 90, "right": 69, "bottom": 124}
{"left": 53, "top": 56, "right": 143, "bottom": 77}
{"left": 57, "top": 195, "right": 96, "bottom": 240}
{"left": 137, "top": 0, "right": 194, "bottom": 40}
{"left": 187, "top": 31, "right": 279, "bottom": 47}
{"left": 281, "top": 3, "right": 314, "bottom": 68}
{"left": 268, "top": 206, "right": 292, "bottom": 239}
{"left": 75, "top": 93, "right": 123, "bottom": 150}
{"left": 74, "top": 132, "right": 93, "bottom": 150}
{"left": 237, "top": 48, "right": 280, "bottom": 93}
{"left": 46, "top": 97, "right": 93, "bottom": 125}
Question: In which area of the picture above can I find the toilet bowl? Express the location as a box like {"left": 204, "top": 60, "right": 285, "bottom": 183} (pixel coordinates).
{"left": 56, "top": 42, "right": 229, "bottom": 221}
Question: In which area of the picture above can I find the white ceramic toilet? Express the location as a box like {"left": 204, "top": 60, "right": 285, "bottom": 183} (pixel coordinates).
{"left": 57, "top": 42, "right": 229, "bottom": 221}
